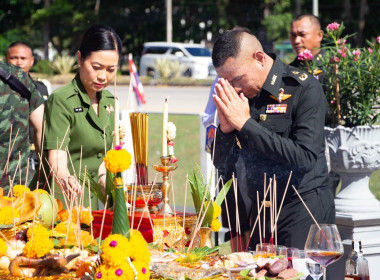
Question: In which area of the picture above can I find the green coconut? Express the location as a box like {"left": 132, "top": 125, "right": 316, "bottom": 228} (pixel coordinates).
{"left": 36, "top": 193, "right": 58, "bottom": 228}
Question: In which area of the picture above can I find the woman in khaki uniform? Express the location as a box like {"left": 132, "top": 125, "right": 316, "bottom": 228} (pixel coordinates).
{"left": 42, "top": 24, "right": 122, "bottom": 206}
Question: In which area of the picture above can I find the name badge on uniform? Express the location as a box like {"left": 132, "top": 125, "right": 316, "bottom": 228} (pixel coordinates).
{"left": 266, "top": 104, "right": 287, "bottom": 114}
{"left": 74, "top": 107, "right": 84, "bottom": 113}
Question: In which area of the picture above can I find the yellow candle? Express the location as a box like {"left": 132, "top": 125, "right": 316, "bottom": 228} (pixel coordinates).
{"left": 162, "top": 98, "right": 168, "bottom": 156}
{"left": 114, "top": 98, "right": 120, "bottom": 146}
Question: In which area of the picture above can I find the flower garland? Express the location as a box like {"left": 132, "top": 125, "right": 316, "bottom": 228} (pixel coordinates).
{"left": 166, "top": 122, "right": 178, "bottom": 163}
{"left": 0, "top": 206, "right": 20, "bottom": 225}
{"left": 210, "top": 202, "right": 222, "bottom": 232}
{"left": 104, "top": 145, "right": 132, "bottom": 173}
{"left": 95, "top": 231, "right": 150, "bottom": 280}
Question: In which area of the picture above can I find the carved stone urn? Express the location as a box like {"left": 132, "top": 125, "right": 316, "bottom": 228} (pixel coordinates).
{"left": 325, "top": 125, "right": 380, "bottom": 214}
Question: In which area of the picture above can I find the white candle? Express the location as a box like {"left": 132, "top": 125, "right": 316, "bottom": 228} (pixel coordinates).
{"left": 162, "top": 98, "right": 168, "bottom": 156}
{"left": 114, "top": 98, "right": 120, "bottom": 146}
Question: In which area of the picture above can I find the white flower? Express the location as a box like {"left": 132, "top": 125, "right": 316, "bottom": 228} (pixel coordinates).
{"left": 166, "top": 122, "right": 176, "bottom": 141}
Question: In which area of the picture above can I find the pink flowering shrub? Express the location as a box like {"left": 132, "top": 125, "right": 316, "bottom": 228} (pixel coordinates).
{"left": 311, "top": 22, "right": 380, "bottom": 127}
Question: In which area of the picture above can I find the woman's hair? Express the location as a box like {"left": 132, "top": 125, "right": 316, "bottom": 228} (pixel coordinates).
{"left": 79, "top": 24, "right": 122, "bottom": 60}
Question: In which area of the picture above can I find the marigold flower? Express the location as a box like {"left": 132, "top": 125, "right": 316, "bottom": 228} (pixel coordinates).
{"left": 211, "top": 218, "right": 222, "bottom": 232}
{"left": 27, "top": 224, "right": 50, "bottom": 240}
{"left": 327, "top": 22, "right": 340, "bottom": 31}
{"left": 12, "top": 185, "right": 30, "bottom": 197}
{"left": 104, "top": 148, "right": 132, "bottom": 173}
{"left": 0, "top": 206, "right": 20, "bottom": 225}
{"left": 23, "top": 236, "right": 54, "bottom": 258}
{"left": 0, "top": 239, "right": 8, "bottom": 257}
{"left": 113, "top": 177, "right": 123, "bottom": 187}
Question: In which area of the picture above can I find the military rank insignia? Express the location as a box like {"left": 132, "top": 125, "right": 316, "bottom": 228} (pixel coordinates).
{"left": 266, "top": 104, "right": 287, "bottom": 114}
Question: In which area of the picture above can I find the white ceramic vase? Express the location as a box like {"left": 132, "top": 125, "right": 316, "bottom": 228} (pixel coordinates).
{"left": 325, "top": 125, "right": 380, "bottom": 214}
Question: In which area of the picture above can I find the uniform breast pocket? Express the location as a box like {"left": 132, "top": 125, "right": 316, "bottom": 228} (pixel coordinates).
{"left": 261, "top": 115, "right": 292, "bottom": 137}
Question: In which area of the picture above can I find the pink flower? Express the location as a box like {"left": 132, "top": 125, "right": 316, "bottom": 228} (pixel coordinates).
{"left": 337, "top": 39, "right": 346, "bottom": 45}
{"left": 327, "top": 22, "right": 340, "bottom": 31}
{"left": 338, "top": 47, "right": 347, "bottom": 58}
{"left": 297, "top": 49, "right": 314, "bottom": 61}
{"left": 330, "top": 56, "right": 340, "bottom": 63}
{"left": 115, "top": 145, "right": 122, "bottom": 150}
{"left": 368, "top": 48, "right": 373, "bottom": 53}
{"left": 377, "top": 36, "right": 380, "bottom": 44}
{"left": 353, "top": 49, "right": 361, "bottom": 57}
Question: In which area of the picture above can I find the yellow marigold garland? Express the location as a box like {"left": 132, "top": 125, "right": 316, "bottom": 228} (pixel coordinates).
{"left": 12, "top": 184, "right": 30, "bottom": 197}
{"left": 0, "top": 206, "right": 20, "bottom": 225}
{"left": 104, "top": 148, "right": 132, "bottom": 173}
{"left": 97, "top": 231, "right": 150, "bottom": 279}
{"left": 212, "top": 202, "right": 222, "bottom": 219}
{"left": 0, "top": 239, "right": 8, "bottom": 257}
{"left": 211, "top": 218, "right": 222, "bottom": 232}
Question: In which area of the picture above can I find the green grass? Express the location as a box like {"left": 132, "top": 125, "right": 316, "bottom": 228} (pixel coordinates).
{"left": 147, "top": 113, "right": 200, "bottom": 209}
{"left": 370, "top": 170, "right": 380, "bottom": 200}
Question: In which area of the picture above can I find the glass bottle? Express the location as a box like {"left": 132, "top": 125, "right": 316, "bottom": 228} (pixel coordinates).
{"left": 345, "top": 240, "right": 370, "bottom": 280}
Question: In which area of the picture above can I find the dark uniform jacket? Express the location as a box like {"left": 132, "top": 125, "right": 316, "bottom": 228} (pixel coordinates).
{"left": 213, "top": 55, "right": 333, "bottom": 246}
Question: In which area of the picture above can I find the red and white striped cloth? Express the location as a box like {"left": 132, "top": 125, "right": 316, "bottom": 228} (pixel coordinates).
{"left": 128, "top": 53, "right": 146, "bottom": 106}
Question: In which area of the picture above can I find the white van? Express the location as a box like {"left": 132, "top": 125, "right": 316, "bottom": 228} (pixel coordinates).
{"left": 139, "top": 42, "right": 216, "bottom": 79}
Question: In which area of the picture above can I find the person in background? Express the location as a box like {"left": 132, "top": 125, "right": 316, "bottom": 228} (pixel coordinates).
{"left": 289, "top": 15, "right": 340, "bottom": 196}
{"left": 6, "top": 42, "right": 51, "bottom": 172}
{"left": 212, "top": 30, "right": 335, "bottom": 250}
{"left": 40, "top": 24, "right": 121, "bottom": 206}
{"left": 0, "top": 61, "right": 44, "bottom": 191}
{"left": 289, "top": 14, "right": 324, "bottom": 68}
{"left": 6, "top": 42, "right": 50, "bottom": 99}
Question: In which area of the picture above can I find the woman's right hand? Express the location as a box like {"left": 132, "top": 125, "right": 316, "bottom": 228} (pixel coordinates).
{"left": 59, "top": 175, "right": 83, "bottom": 198}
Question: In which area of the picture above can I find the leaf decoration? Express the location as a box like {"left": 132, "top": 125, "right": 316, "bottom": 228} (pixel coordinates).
{"left": 111, "top": 173, "right": 130, "bottom": 239}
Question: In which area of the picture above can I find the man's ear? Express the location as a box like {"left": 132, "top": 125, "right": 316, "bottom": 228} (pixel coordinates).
{"left": 253, "top": 51, "right": 266, "bottom": 67}
{"left": 318, "top": 30, "right": 324, "bottom": 42}
{"left": 76, "top": 51, "right": 82, "bottom": 66}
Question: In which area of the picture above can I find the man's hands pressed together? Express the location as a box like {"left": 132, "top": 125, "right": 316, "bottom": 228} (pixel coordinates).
{"left": 213, "top": 78, "right": 251, "bottom": 133}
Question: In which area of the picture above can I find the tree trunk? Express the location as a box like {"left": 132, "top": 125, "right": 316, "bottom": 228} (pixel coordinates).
{"left": 43, "top": 0, "right": 50, "bottom": 60}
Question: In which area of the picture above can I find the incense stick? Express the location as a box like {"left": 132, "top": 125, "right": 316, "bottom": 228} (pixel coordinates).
{"left": 257, "top": 191, "right": 262, "bottom": 248}
{"left": 98, "top": 195, "right": 109, "bottom": 255}
{"left": 272, "top": 172, "right": 292, "bottom": 233}
{"left": 183, "top": 174, "right": 189, "bottom": 230}
{"left": 291, "top": 185, "right": 321, "bottom": 231}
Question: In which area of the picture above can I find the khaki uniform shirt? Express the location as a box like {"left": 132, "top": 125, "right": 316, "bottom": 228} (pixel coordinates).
{"left": 44, "top": 74, "right": 115, "bottom": 181}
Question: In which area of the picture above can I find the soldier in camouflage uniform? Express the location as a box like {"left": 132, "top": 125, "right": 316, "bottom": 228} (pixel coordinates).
{"left": 0, "top": 61, "right": 44, "bottom": 192}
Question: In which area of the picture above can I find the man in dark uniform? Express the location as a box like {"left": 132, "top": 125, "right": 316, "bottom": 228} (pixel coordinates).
{"left": 211, "top": 30, "right": 335, "bottom": 250}
{"left": 289, "top": 14, "right": 324, "bottom": 68}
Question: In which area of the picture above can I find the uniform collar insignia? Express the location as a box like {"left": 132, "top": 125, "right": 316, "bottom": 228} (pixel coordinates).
{"left": 299, "top": 73, "right": 308, "bottom": 81}
{"left": 270, "top": 74, "right": 277, "bottom": 85}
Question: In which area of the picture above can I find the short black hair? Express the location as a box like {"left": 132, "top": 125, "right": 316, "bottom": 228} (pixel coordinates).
{"left": 7, "top": 41, "right": 32, "bottom": 52}
{"left": 212, "top": 30, "right": 246, "bottom": 68}
{"left": 79, "top": 24, "right": 122, "bottom": 60}
{"left": 292, "top": 14, "right": 321, "bottom": 29}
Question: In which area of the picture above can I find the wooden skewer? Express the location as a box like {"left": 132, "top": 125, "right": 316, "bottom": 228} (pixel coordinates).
{"left": 220, "top": 177, "right": 233, "bottom": 252}
{"left": 87, "top": 179, "right": 94, "bottom": 242}
{"left": 291, "top": 185, "right": 321, "bottom": 231}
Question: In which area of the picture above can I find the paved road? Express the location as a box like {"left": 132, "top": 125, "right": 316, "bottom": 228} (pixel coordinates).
{"left": 52, "top": 84, "right": 210, "bottom": 114}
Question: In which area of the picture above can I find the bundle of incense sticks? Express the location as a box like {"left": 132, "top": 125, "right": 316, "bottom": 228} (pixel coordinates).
{"left": 130, "top": 113, "right": 149, "bottom": 185}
